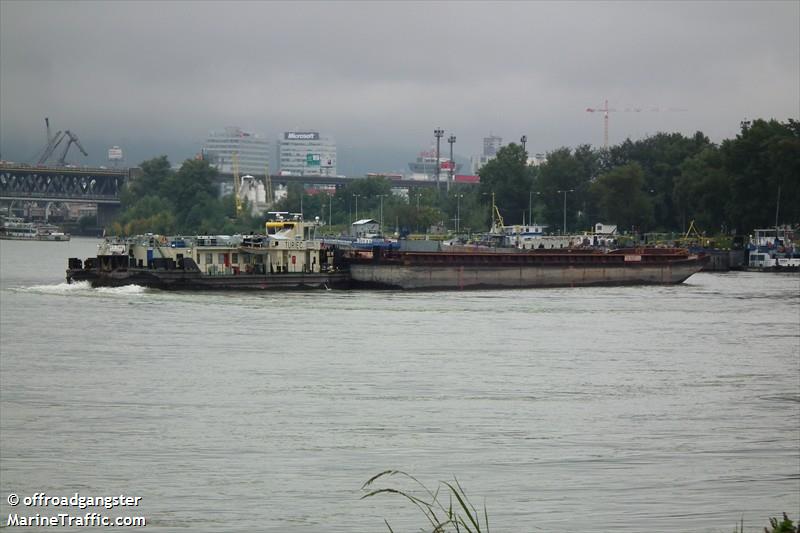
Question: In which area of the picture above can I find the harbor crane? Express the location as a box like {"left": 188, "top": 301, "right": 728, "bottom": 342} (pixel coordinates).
{"left": 36, "top": 118, "right": 63, "bottom": 164}
{"left": 34, "top": 118, "right": 88, "bottom": 166}
{"left": 586, "top": 100, "right": 687, "bottom": 149}
{"left": 56, "top": 130, "right": 88, "bottom": 166}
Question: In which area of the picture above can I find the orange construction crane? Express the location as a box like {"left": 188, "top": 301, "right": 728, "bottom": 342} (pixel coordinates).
{"left": 586, "top": 100, "right": 687, "bottom": 149}
{"left": 586, "top": 99, "right": 612, "bottom": 149}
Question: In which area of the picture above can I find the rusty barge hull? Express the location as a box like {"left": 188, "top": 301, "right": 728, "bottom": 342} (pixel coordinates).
{"left": 347, "top": 250, "right": 706, "bottom": 290}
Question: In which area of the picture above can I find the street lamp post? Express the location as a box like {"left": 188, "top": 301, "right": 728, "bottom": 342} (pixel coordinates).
{"left": 415, "top": 192, "right": 423, "bottom": 233}
{"left": 447, "top": 135, "right": 456, "bottom": 193}
{"left": 556, "top": 189, "right": 574, "bottom": 235}
{"left": 352, "top": 193, "right": 360, "bottom": 222}
{"left": 528, "top": 191, "right": 538, "bottom": 226}
{"left": 520, "top": 135, "right": 527, "bottom": 153}
{"left": 328, "top": 193, "right": 332, "bottom": 227}
{"left": 481, "top": 192, "right": 493, "bottom": 232}
{"left": 377, "top": 194, "right": 387, "bottom": 235}
{"left": 456, "top": 193, "right": 464, "bottom": 234}
{"left": 434, "top": 128, "right": 444, "bottom": 192}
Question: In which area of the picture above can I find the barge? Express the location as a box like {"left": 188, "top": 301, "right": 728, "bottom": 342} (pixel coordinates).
{"left": 67, "top": 214, "right": 707, "bottom": 291}
{"left": 345, "top": 247, "right": 707, "bottom": 290}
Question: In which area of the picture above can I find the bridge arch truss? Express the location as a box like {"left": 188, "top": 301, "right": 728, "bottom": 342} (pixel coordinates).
{"left": 0, "top": 166, "right": 128, "bottom": 204}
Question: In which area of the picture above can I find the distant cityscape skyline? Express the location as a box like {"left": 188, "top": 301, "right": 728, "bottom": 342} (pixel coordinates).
{"left": 0, "top": 124, "right": 529, "bottom": 178}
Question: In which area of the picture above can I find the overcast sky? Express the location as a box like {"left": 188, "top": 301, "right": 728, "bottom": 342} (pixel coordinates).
{"left": 1, "top": 0, "right": 798, "bottom": 173}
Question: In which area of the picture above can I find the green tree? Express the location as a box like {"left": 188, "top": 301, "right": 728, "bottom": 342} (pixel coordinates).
{"left": 607, "top": 132, "right": 712, "bottom": 230}
{"left": 722, "top": 118, "right": 800, "bottom": 233}
{"left": 163, "top": 159, "right": 219, "bottom": 225}
{"left": 673, "top": 146, "right": 731, "bottom": 233}
{"left": 535, "top": 145, "right": 598, "bottom": 233}
{"left": 125, "top": 155, "right": 172, "bottom": 200}
{"left": 479, "top": 143, "right": 535, "bottom": 224}
{"left": 591, "top": 163, "right": 654, "bottom": 232}
{"left": 113, "top": 156, "right": 259, "bottom": 236}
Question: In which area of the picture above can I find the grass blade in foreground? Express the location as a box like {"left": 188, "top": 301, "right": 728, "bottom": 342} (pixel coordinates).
{"left": 362, "top": 471, "right": 490, "bottom": 533}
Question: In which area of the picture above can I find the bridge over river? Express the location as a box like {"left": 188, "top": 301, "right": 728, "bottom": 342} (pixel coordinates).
{"left": 0, "top": 164, "right": 470, "bottom": 223}
{"left": 0, "top": 165, "right": 131, "bottom": 224}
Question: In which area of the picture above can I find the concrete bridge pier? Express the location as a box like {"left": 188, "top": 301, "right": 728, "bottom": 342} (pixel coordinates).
{"left": 97, "top": 203, "right": 121, "bottom": 227}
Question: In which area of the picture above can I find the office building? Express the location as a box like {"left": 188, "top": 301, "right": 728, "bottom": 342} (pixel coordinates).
{"left": 483, "top": 135, "right": 502, "bottom": 157}
{"left": 203, "top": 127, "right": 270, "bottom": 175}
{"left": 278, "top": 131, "right": 337, "bottom": 176}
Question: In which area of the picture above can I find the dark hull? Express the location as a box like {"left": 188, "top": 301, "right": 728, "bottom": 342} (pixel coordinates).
{"left": 67, "top": 268, "right": 351, "bottom": 290}
{"left": 67, "top": 248, "right": 707, "bottom": 292}
{"left": 742, "top": 266, "right": 800, "bottom": 273}
{"left": 347, "top": 249, "right": 707, "bottom": 290}
{"left": 1, "top": 235, "right": 70, "bottom": 241}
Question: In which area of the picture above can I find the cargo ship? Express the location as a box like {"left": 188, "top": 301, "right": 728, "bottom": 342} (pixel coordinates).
{"left": 66, "top": 214, "right": 349, "bottom": 290}
{"left": 344, "top": 247, "right": 707, "bottom": 290}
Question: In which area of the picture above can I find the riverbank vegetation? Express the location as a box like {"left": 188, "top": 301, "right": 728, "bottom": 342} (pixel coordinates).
{"left": 363, "top": 471, "right": 797, "bottom": 533}
{"left": 362, "top": 470, "right": 490, "bottom": 533}
{"left": 109, "top": 156, "right": 260, "bottom": 235}
{"left": 110, "top": 118, "right": 798, "bottom": 237}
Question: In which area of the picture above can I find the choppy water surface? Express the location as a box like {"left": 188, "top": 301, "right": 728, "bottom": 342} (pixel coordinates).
{"left": 1, "top": 238, "right": 798, "bottom": 532}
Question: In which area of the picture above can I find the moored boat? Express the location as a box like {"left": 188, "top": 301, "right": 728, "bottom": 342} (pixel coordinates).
{"left": 1, "top": 217, "right": 71, "bottom": 241}
{"left": 745, "top": 227, "right": 800, "bottom": 271}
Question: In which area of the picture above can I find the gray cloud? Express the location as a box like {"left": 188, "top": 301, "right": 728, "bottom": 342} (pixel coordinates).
{"left": 1, "top": 0, "right": 797, "bottom": 171}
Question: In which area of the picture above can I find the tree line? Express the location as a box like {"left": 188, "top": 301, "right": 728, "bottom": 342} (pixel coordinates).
{"left": 113, "top": 118, "right": 798, "bottom": 237}
{"left": 109, "top": 155, "right": 260, "bottom": 236}
{"left": 481, "top": 118, "right": 799, "bottom": 235}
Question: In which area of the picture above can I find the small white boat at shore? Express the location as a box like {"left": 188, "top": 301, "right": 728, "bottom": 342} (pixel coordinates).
{"left": 0, "top": 217, "right": 71, "bottom": 241}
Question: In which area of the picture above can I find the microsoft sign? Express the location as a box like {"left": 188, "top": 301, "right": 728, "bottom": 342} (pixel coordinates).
{"left": 286, "top": 132, "right": 320, "bottom": 140}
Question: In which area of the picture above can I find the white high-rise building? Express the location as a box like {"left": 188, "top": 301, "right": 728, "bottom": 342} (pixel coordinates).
{"left": 471, "top": 135, "right": 503, "bottom": 174}
{"left": 278, "top": 131, "right": 336, "bottom": 176}
{"left": 203, "top": 127, "right": 270, "bottom": 175}
{"left": 483, "top": 135, "right": 502, "bottom": 157}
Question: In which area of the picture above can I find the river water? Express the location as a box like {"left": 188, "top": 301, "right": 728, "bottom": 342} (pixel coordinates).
{"left": 1, "top": 237, "right": 798, "bottom": 532}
